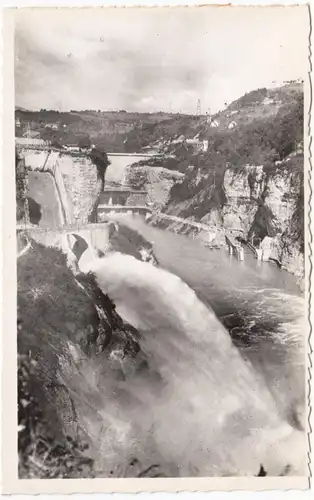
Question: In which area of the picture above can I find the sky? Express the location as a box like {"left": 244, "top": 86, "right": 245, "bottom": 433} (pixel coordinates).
{"left": 15, "top": 6, "right": 309, "bottom": 114}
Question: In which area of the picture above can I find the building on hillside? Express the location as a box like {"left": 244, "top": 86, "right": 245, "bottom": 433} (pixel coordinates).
{"left": 186, "top": 138, "right": 200, "bottom": 146}
{"left": 15, "top": 118, "right": 21, "bottom": 128}
{"left": 227, "top": 121, "right": 237, "bottom": 130}
{"left": 171, "top": 135, "right": 185, "bottom": 145}
{"left": 202, "top": 140, "right": 209, "bottom": 153}
{"left": 44, "top": 123, "right": 59, "bottom": 130}
{"left": 62, "top": 144, "right": 81, "bottom": 152}
{"left": 210, "top": 119, "right": 219, "bottom": 128}
{"left": 186, "top": 137, "right": 209, "bottom": 153}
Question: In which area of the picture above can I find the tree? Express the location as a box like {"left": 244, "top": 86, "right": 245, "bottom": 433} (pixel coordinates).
{"left": 89, "top": 146, "right": 111, "bottom": 191}
{"left": 78, "top": 135, "right": 91, "bottom": 149}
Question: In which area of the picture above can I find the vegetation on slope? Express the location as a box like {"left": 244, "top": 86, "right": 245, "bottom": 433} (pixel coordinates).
{"left": 89, "top": 146, "right": 111, "bottom": 191}
{"left": 165, "top": 84, "right": 304, "bottom": 219}
{"left": 17, "top": 241, "right": 98, "bottom": 478}
{"left": 17, "top": 239, "right": 152, "bottom": 478}
{"left": 18, "top": 353, "right": 94, "bottom": 479}
{"left": 15, "top": 148, "right": 28, "bottom": 222}
{"left": 15, "top": 108, "right": 189, "bottom": 153}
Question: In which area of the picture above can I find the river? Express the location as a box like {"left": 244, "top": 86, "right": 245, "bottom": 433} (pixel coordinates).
{"left": 112, "top": 215, "right": 305, "bottom": 414}
{"left": 51, "top": 212, "right": 307, "bottom": 479}
{"left": 60, "top": 213, "right": 305, "bottom": 478}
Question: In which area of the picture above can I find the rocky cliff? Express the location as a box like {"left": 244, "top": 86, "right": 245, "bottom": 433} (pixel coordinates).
{"left": 124, "top": 163, "right": 184, "bottom": 210}
{"left": 213, "top": 155, "right": 303, "bottom": 279}
{"left": 17, "top": 225, "right": 160, "bottom": 478}
{"left": 139, "top": 83, "right": 305, "bottom": 282}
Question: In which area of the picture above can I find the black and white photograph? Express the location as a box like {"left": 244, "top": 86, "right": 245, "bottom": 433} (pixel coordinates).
{"left": 5, "top": 3, "right": 311, "bottom": 490}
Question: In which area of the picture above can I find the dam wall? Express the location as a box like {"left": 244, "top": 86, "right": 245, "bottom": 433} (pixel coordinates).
{"left": 19, "top": 148, "right": 103, "bottom": 225}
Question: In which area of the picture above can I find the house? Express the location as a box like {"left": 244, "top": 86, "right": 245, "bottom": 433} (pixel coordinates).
{"left": 228, "top": 121, "right": 237, "bottom": 130}
{"left": 63, "top": 144, "right": 81, "bottom": 152}
{"left": 186, "top": 138, "right": 201, "bottom": 146}
{"left": 202, "top": 140, "right": 209, "bottom": 153}
{"left": 210, "top": 120, "right": 219, "bottom": 128}
{"left": 44, "top": 123, "right": 59, "bottom": 130}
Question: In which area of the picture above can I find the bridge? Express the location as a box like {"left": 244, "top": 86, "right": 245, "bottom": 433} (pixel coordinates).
{"left": 17, "top": 222, "right": 118, "bottom": 261}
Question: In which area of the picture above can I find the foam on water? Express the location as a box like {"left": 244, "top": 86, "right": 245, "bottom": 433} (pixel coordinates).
{"left": 70, "top": 251, "right": 306, "bottom": 477}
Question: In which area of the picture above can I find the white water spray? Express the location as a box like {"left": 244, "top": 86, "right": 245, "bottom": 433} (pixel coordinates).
{"left": 83, "top": 252, "right": 306, "bottom": 477}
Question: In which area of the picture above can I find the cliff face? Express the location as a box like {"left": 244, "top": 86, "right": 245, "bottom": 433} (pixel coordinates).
{"left": 142, "top": 83, "right": 305, "bottom": 282}
{"left": 124, "top": 164, "right": 184, "bottom": 209}
{"left": 17, "top": 224, "right": 161, "bottom": 478}
{"left": 162, "top": 159, "right": 304, "bottom": 281}
{"left": 219, "top": 155, "right": 304, "bottom": 278}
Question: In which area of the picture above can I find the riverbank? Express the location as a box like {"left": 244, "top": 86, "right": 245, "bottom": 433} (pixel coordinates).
{"left": 145, "top": 212, "right": 305, "bottom": 290}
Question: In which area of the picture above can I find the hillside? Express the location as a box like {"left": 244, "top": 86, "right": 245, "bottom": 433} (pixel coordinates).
{"left": 16, "top": 81, "right": 305, "bottom": 280}
{"left": 15, "top": 108, "right": 197, "bottom": 153}
{"left": 17, "top": 227, "right": 160, "bottom": 478}
{"left": 124, "top": 82, "right": 305, "bottom": 281}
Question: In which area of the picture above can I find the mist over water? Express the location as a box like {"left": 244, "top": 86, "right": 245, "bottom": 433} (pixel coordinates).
{"left": 58, "top": 228, "right": 306, "bottom": 477}
{"left": 110, "top": 214, "right": 306, "bottom": 423}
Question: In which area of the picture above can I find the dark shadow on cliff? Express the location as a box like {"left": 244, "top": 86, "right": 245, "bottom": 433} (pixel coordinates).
{"left": 27, "top": 197, "right": 42, "bottom": 225}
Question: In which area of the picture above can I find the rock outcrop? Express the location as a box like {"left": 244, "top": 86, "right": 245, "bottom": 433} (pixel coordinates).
{"left": 212, "top": 156, "right": 304, "bottom": 278}
{"left": 124, "top": 164, "right": 184, "bottom": 210}
{"left": 143, "top": 83, "right": 305, "bottom": 283}
{"left": 17, "top": 240, "right": 147, "bottom": 478}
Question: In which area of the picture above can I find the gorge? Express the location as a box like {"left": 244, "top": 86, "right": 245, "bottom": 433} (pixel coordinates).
{"left": 16, "top": 81, "right": 307, "bottom": 480}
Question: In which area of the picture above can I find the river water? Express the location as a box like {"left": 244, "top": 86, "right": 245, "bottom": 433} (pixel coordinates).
{"left": 59, "top": 214, "right": 306, "bottom": 478}
{"left": 110, "top": 215, "right": 305, "bottom": 410}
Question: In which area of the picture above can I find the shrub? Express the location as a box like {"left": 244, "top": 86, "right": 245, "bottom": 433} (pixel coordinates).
{"left": 18, "top": 353, "right": 95, "bottom": 478}
{"left": 78, "top": 135, "right": 92, "bottom": 149}
{"left": 16, "top": 148, "right": 28, "bottom": 222}
{"left": 89, "top": 147, "right": 111, "bottom": 190}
